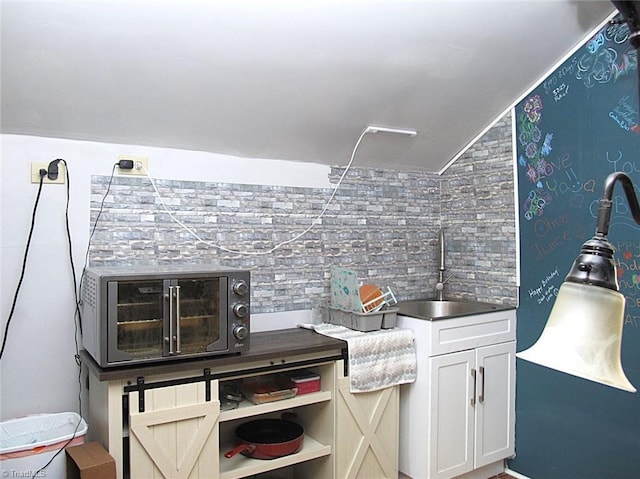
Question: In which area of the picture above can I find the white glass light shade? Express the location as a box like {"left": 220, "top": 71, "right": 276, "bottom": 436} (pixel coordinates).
{"left": 517, "top": 281, "right": 636, "bottom": 392}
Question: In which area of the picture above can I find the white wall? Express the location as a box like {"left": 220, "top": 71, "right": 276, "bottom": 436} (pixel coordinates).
{"left": 0, "top": 134, "right": 331, "bottom": 420}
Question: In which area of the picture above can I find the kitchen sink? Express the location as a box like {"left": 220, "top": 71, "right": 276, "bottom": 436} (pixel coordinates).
{"left": 397, "top": 299, "right": 514, "bottom": 320}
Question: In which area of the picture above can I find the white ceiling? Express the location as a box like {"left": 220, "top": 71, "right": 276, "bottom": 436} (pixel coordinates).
{"left": 1, "top": 0, "right": 616, "bottom": 173}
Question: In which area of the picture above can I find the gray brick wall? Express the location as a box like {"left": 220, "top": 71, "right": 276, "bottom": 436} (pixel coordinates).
{"left": 440, "top": 113, "right": 517, "bottom": 304}
{"left": 89, "top": 113, "right": 517, "bottom": 313}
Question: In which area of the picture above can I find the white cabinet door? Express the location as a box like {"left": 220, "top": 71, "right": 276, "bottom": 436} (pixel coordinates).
{"left": 428, "top": 349, "right": 476, "bottom": 479}
{"left": 428, "top": 342, "right": 515, "bottom": 479}
{"left": 474, "top": 341, "right": 515, "bottom": 469}
{"left": 129, "top": 382, "right": 220, "bottom": 479}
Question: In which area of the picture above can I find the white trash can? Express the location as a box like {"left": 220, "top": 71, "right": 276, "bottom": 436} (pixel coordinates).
{"left": 0, "top": 412, "right": 87, "bottom": 479}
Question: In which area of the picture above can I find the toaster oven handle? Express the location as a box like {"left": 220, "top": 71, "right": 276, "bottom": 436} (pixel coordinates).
{"left": 175, "top": 285, "right": 181, "bottom": 354}
{"left": 168, "top": 286, "right": 175, "bottom": 355}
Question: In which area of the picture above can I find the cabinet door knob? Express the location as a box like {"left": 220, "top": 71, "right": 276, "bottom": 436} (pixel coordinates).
{"left": 479, "top": 366, "right": 485, "bottom": 403}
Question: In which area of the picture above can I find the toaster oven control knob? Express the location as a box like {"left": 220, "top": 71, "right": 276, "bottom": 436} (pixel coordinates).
{"left": 233, "top": 302, "right": 249, "bottom": 318}
{"left": 232, "top": 280, "right": 249, "bottom": 296}
{"left": 233, "top": 324, "right": 249, "bottom": 340}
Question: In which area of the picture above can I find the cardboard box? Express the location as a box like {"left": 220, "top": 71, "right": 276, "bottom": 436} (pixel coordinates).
{"left": 66, "top": 441, "right": 116, "bottom": 479}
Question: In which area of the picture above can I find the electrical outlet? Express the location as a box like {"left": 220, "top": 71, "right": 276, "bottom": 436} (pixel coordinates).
{"left": 30, "top": 162, "right": 65, "bottom": 184}
{"left": 117, "top": 155, "right": 149, "bottom": 176}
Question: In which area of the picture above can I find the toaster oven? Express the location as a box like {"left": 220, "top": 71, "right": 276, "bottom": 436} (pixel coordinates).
{"left": 81, "top": 265, "right": 250, "bottom": 367}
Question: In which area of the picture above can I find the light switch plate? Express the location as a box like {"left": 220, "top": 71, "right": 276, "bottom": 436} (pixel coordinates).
{"left": 30, "top": 162, "right": 65, "bottom": 184}
{"left": 117, "top": 155, "right": 149, "bottom": 176}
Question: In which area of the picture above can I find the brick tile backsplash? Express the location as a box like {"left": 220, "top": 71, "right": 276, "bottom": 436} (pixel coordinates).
{"left": 89, "top": 113, "right": 517, "bottom": 314}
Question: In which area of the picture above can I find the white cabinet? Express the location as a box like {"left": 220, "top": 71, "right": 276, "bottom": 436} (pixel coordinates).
{"left": 397, "top": 309, "right": 516, "bottom": 479}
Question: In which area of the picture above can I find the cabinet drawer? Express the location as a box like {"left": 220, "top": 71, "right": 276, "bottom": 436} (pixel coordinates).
{"left": 399, "top": 309, "right": 516, "bottom": 356}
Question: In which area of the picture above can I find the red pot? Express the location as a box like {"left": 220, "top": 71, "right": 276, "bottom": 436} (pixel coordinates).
{"left": 224, "top": 418, "right": 304, "bottom": 460}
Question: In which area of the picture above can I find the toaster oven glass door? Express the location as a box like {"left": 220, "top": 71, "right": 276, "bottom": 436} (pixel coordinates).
{"left": 111, "top": 279, "right": 165, "bottom": 360}
{"left": 172, "top": 278, "right": 227, "bottom": 355}
{"left": 108, "top": 277, "right": 226, "bottom": 362}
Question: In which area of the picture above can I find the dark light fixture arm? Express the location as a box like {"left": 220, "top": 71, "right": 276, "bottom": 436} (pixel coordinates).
{"left": 565, "top": 172, "right": 640, "bottom": 291}
{"left": 595, "top": 172, "right": 640, "bottom": 236}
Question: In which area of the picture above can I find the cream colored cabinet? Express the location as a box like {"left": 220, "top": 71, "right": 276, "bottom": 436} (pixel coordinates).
{"left": 335, "top": 370, "right": 399, "bottom": 479}
{"left": 397, "top": 309, "right": 516, "bottom": 479}
{"left": 84, "top": 328, "right": 400, "bottom": 479}
{"left": 87, "top": 359, "right": 338, "bottom": 479}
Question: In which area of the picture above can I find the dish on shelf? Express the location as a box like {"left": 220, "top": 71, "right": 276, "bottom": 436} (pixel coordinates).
{"left": 240, "top": 376, "right": 298, "bottom": 404}
{"left": 279, "top": 369, "right": 321, "bottom": 395}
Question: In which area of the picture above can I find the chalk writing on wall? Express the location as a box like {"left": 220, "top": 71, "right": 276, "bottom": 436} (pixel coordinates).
{"left": 527, "top": 267, "right": 561, "bottom": 305}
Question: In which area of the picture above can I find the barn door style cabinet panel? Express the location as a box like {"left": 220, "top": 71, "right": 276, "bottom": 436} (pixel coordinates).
{"left": 127, "top": 381, "right": 219, "bottom": 478}
{"left": 335, "top": 365, "right": 399, "bottom": 479}
{"left": 397, "top": 309, "right": 516, "bottom": 479}
{"left": 83, "top": 328, "right": 400, "bottom": 479}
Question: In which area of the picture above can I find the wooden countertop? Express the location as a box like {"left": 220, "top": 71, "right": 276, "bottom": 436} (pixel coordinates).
{"left": 82, "top": 327, "right": 347, "bottom": 382}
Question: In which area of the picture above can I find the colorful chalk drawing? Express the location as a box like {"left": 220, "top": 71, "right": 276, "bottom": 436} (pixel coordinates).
{"left": 517, "top": 19, "right": 639, "bottom": 221}
{"left": 517, "top": 95, "right": 591, "bottom": 219}
{"left": 577, "top": 21, "right": 637, "bottom": 88}
{"left": 518, "top": 94, "right": 556, "bottom": 219}
{"left": 608, "top": 95, "right": 640, "bottom": 133}
{"left": 523, "top": 188, "right": 549, "bottom": 220}
{"left": 603, "top": 21, "right": 633, "bottom": 45}
{"left": 614, "top": 242, "right": 640, "bottom": 328}
{"left": 603, "top": 22, "right": 639, "bottom": 81}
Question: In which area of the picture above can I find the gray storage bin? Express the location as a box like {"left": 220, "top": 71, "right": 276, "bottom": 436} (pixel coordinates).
{"left": 381, "top": 309, "right": 398, "bottom": 329}
{"left": 329, "top": 307, "right": 398, "bottom": 332}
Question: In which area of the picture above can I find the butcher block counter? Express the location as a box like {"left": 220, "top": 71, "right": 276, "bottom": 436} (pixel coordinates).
{"left": 82, "top": 327, "right": 347, "bottom": 382}
{"left": 82, "top": 328, "right": 399, "bottom": 479}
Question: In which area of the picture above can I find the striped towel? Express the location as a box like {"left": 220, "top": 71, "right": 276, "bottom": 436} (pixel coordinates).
{"left": 299, "top": 323, "right": 417, "bottom": 393}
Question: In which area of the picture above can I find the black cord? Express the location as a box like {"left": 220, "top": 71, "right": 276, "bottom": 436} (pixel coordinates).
{"left": 30, "top": 413, "right": 84, "bottom": 479}
{"left": 0, "top": 173, "right": 46, "bottom": 361}
{"left": 31, "top": 159, "right": 87, "bottom": 479}
{"left": 57, "top": 160, "right": 84, "bottom": 345}
{"left": 77, "top": 162, "right": 118, "bottom": 303}
{"left": 4, "top": 162, "right": 120, "bottom": 477}
{"left": 33, "top": 165, "right": 120, "bottom": 478}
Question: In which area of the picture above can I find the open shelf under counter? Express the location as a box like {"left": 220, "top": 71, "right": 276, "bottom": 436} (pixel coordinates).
{"left": 219, "top": 436, "right": 332, "bottom": 479}
{"left": 220, "top": 390, "right": 333, "bottom": 422}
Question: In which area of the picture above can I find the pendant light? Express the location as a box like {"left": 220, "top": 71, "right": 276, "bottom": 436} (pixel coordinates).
{"left": 517, "top": 172, "right": 640, "bottom": 392}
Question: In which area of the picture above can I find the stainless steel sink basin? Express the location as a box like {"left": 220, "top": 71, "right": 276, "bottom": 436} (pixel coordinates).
{"left": 397, "top": 299, "right": 514, "bottom": 320}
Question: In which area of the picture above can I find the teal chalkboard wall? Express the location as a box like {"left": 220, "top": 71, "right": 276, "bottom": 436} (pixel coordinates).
{"left": 512, "top": 17, "right": 640, "bottom": 479}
